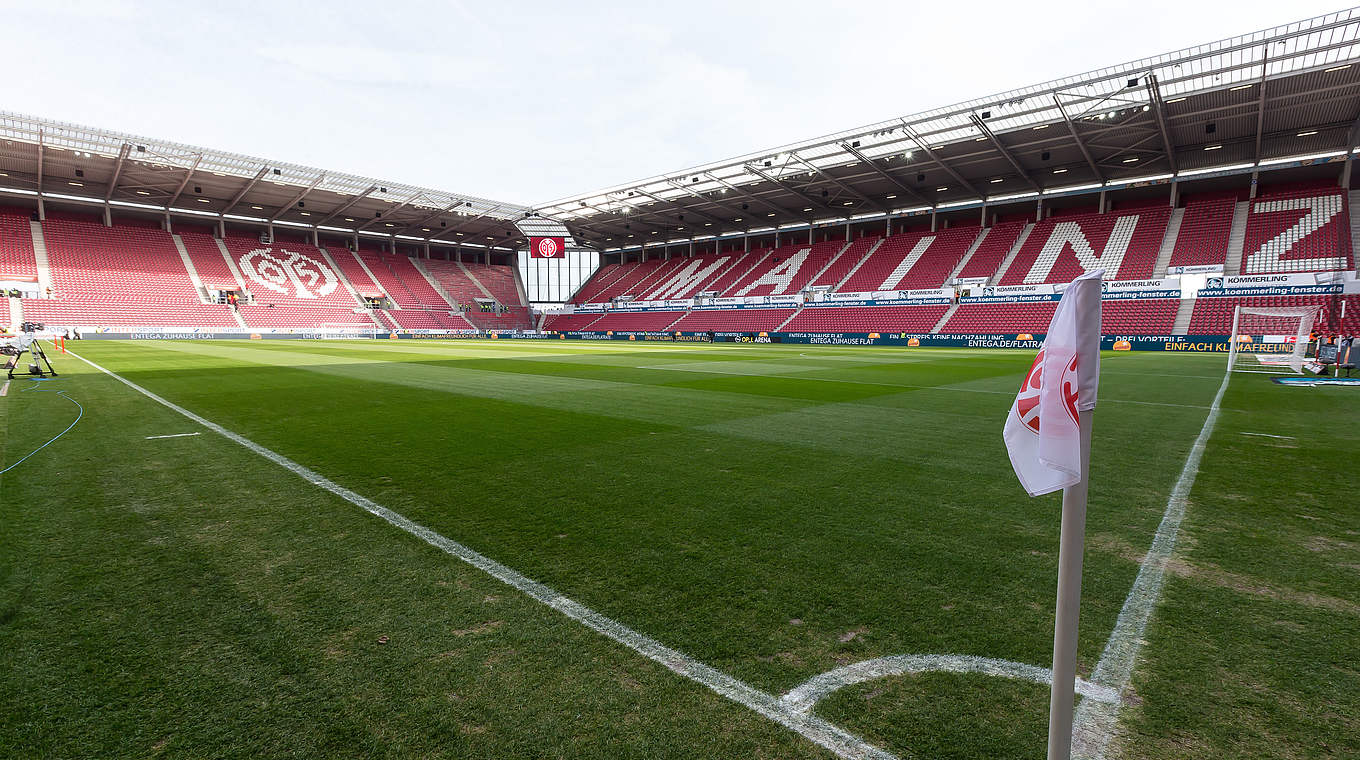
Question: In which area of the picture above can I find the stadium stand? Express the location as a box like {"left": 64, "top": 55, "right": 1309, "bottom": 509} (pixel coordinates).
{"left": 940, "top": 302, "right": 1059, "bottom": 334}
{"left": 0, "top": 208, "right": 37, "bottom": 281}
{"left": 8, "top": 181, "right": 1357, "bottom": 338}
{"left": 220, "top": 235, "right": 359, "bottom": 309}
{"left": 462, "top": 262, "right": 533, "bottom": 329}
{"left": 421, "top": 259, "right": 532, "bottom": 329}
{"left": 999, "top": 207, "right": 1170, "bottom": 284}
{"left": 542, "top": 312, "right": 603, "bottom": 331}
{"left": 670, "top": 308, "right": 796, "bottom": 332}
{"left": 702, "top": 249, "right": 770, "bottom": 296}
{"left": 720, "top": 240, "right": 846, "bottom": 296}
{"left": 841, "top": 227, "right": 982, "bottom": 292}
{"left": 43, "top": 217, "right": 201, "bottom": 304}
{"left": 784, "top": 305, "right": 950, "bottom": 333}
{"left": 385, "top": 309, "right": 470, "bottom": 331}
{"left": 178, "top": 232, "right": 242, "bottom": 292}
{"left": 356, "top": 250, "right": 449, "bottom": 309}
{"left": 322, "top": 245, "right": 387, "bottom": 299}
{"left": 571, "top": 261, "right": 628, "bottom": 303}
{"left": 1167, "top": 198, "right": 1235, "bottom": 270}
{"left": 586, "top": 310, "right": 685, "bottom": 331}
{"left": 955, "top": 222, "right": 1027, "bottom": 281}
{"left": 1100, "top": 298, "right": 1181, "bottom": 334}
{"left": 1237, "top": 186, "right": 1353, "bottom": 274}
{"left": 586, "top": 258, "right": 669, "bottom": 303}
{"left": 22, "top": 299, "right": 241, "bottom": 328}
{"left": 1189, "top": 294, "right": 1359, "bottom": 334}
{"left": 809, "top": 237, "right": 878, "bottom": 289}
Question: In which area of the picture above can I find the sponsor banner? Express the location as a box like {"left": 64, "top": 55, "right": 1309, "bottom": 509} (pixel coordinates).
{"left": 827, "top": 291, "right": 871, "bottom": 301}
{"left": 529, "top": 236, "right": 565, "bottom": 258}
{"left": 1208, "top": 272, "right": 1344, "bottom": 289}
{"left": 665, "top": 299, "right": 694, "bottom": 308}
{"left": 575, "top": 302, "right": 606, "bottom": 312}
{"left": 710, "top": 296, "right": 744, "bottom": 306}
{"left": 1100, "top": 289, "right": 1184, "bottom": 301}
{"left": 802, "top": 295, "right": 953, "bottom": 308}
{"left": 907, "top": 288, "right": 953, "bottom": 299}
{"left": 990, "top": 284, "right": 1056, "bottom": 295}
{"left": 1199, "top": 272, "right": 1345, "bottom": 297}
{"left": 1102, "top": 277, "right": 1180, "bottom": 293}
{"left": 962, "top": 292, "right": 1063, "bottom": 304}
{"left": 954, "top": 277, "right": 989, "bottom": 286}
{"left": 1167, "top": 264, "right": 1224, "bottom": 275}
{"left": 690, "top": 302, "right": 795, "bottom": 311}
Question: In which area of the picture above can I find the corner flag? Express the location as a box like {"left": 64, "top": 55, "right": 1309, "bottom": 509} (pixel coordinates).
{"left": 1001, "top": 268, "right": 1103, "bottom": 760}
{"left": 1003, "top": 268, "right": 1104, "bottom": 496}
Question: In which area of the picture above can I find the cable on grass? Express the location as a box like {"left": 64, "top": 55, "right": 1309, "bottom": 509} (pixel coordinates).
{"left": 0, "top": 377, "right": 83, "bottom": 475}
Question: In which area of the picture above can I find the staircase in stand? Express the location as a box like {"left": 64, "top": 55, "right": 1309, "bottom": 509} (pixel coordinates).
{"left": 171, "top": 234, "right": 210, "bottom": 303}
{"left": 412, "top": 258, "right": 459, "bottom": 309}
{"left": 945, "top": 227, "right": 991, "bottom": 283}
{"left": 1171, "top": 298, "right": 1196, "bottom": 335}
{"left": 28, "top": 220, "right": 52, "bottom": 295}
{"left": 988, "top": 223, "right": 1034, "bottom": 285}
{"left": 832, "top": 238, "right": 884, "bottom": 291}
{"left": 1153, "top": 207, "right": 1185, "bottom": 277}
{"left": 931, "top": 303, "right": 959, "bottom": 334}
{"left": 1223, "top": 200, "right": 1249, "bottom": 276}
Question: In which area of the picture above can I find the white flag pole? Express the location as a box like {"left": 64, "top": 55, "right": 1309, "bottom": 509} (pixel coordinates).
{"left": 1046, "top": 406, "right": 1094, "bottom": 760}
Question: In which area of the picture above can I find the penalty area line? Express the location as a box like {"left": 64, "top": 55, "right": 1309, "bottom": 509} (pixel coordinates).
{"left": 1071, "top": 362, "right": 1234, "bottom": 759}
{"left": 145, "top": 432, "right": 202, "bottom": 440}
{"left": 65, "top": 349, "right": 898, "bottom": 760}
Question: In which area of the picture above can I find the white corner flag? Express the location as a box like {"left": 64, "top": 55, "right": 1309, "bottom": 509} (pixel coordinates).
{"left": 1003, "top": 268, "right": 1104, "bottom": 496}
{"left": 1002, "top": 268, "right": 1104, "bottom": 760}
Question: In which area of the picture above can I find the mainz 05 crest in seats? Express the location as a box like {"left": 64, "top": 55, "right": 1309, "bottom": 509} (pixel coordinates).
{"left": 238, "top": 248, "right": 338, "bottom": 299}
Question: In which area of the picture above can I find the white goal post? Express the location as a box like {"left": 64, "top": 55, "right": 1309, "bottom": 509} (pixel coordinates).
{"left": 1226, "top": 305, "right": 1322, "bottom": 375}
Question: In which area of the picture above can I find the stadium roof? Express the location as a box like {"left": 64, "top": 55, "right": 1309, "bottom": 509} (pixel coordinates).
{"left": 534, "top": 9, "right": 1360, "bottom": 252}
{"left": 0, "top": 112, "right": 534, "bottom": 250}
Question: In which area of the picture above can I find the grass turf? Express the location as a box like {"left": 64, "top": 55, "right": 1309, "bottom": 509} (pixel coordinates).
{"left": 1, "top": 339, "right": 1355, "bottom": 758}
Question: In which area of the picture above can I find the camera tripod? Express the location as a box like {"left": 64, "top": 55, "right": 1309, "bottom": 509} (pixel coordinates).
{"left": 4, "top": 338, "right": 58, "bottom": 380}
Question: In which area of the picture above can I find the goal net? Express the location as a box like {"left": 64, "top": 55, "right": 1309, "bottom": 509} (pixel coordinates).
{"left": 1227, "top": 305, "right": 1321, "bottom": 374}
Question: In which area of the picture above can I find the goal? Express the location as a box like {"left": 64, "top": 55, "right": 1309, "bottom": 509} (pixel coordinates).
{"left": 1226, "top": 305, "right": 1322, "bottom": 375}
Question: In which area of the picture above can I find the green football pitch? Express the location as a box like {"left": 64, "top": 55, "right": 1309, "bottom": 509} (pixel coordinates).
{"left": 2, "top": 339, "right": 1356, "bottom": 759}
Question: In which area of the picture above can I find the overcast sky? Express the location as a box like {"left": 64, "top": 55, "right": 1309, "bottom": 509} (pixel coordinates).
{"left": 0, "top": 1, "right": 1349, "bottom": 205}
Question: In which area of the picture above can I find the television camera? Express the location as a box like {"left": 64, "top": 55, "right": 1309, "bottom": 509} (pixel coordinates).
{"left": 2, "top": 321, "right": 59, "bottom": 379}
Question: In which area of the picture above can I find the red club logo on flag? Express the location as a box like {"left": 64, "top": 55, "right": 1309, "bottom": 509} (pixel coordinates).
{"left": 1014, "top": 349, "right": 1081, "bottom": 434}
{"left": 531, "top": 237, "right": 565, "bottom": 258}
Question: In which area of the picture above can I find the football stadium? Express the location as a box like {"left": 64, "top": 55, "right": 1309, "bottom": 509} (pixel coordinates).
{"left": 3, "top": 5, "right": 1360, "bottom": 760}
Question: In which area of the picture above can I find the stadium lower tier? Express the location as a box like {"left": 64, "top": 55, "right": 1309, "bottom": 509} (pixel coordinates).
{"left": 1189, "top": 294, "right": 1360, "bottom": 334}
{"left": 19, "top": 299, "right": 242, "bottom": 328}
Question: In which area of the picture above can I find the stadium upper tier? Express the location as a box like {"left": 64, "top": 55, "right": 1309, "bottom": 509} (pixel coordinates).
{"left": 569, "top": 182, "right": 1354, "bottom": 303}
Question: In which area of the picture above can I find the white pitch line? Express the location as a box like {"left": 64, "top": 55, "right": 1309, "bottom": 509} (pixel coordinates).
{"left": 1071, "top": 362, "right": 1233, "bottom": 760}
{"left": 1240, "top": 432, "right": 1294, "bottom": 440}
{"left": 145, "top": 432, "right": 202, "bottom": 440}
{"left": 0, "top": 380, "right": 8, "bottom": 397}
{"left": 66, "top": 349, "right": 897, "bottom": 760}
{"left": 781, "top": 654, "right": 1120, "bottom": 715}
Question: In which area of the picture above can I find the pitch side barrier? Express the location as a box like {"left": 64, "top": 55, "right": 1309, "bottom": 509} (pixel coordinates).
{"left": 75, "top": 330, "right": 1292, "bottom": 353}
{"left": 547, "top": 331, "right": 1294, "bottom": 352}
